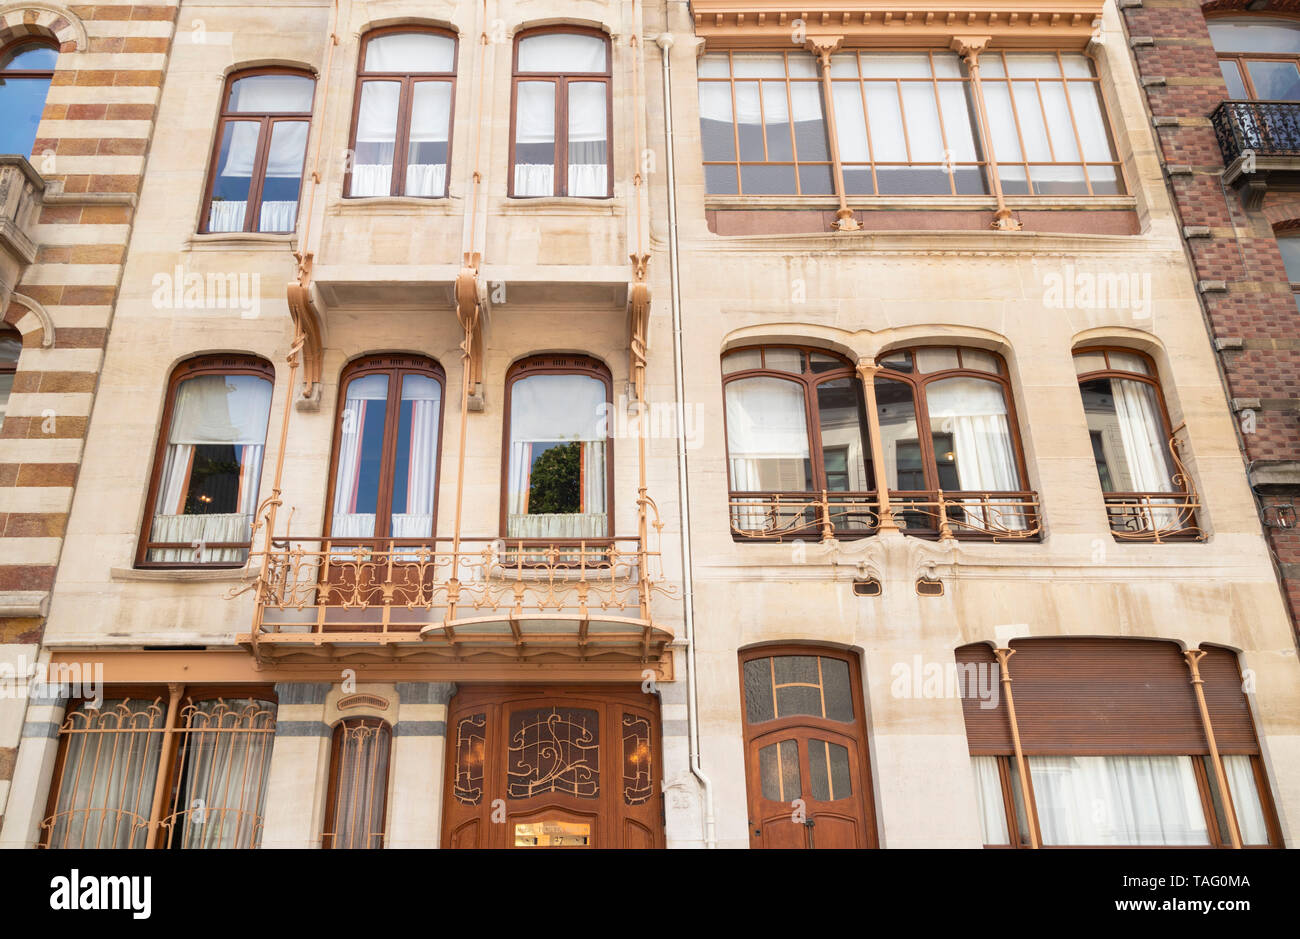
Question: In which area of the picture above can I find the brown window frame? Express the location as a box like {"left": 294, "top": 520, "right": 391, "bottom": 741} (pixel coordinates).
{"left": 344, "top": 26, "right": 458, "bottom": 198}
{"left": 721, "top": 345, "right": 874, "bottom": 541}
{"left": 321, "top": 716, "right": 392, "bottom": 849}
{"left": 40, "top": 684, "right": 278, "bottom": 850}
{"left": 737, "top": 645, "right": 879, "bottom": 849}
{"left": 0, "top": 324, "right": 20, "bottom": 431}
{"left": 499, "top": 353, "right": 615, "bottom": 541}
{"left": 199, "top": 66, "right": 316, "bottom": 234}
{"left": 322, "top": 353, "right": 447, "bottom": 545}
{"left": 135, "top": 354, "right": 275, "bottom": 569}
{"left": 508, "top": 26, "right": 614, "bottom": 199}
{"left": 1216, "top": 50, "right": 1300, "bottom": 100}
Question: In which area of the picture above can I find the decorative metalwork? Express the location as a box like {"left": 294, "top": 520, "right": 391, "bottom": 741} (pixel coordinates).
{"left": 729, "top": 491, "right": 881, "bottom": 541}
{"left": 1211, "top": 100, "right": 1300, "bottom": 164}
{"left": 621, "top": 713, "right": 653, "bottom": 805}
{"left": 889, "top": 490, "right": 1042, "bottom": 542}
{"left": 322, "top": 719, "right": 391, "bottom": 850}
{"left": 506, "top": 708, "right": 600, "bottom": 800}
{"left": 1103, "top": 428, "right": 1204, "bottom": 543}
{"left": 453, "top": 713, "right": 487, "bottom": 806}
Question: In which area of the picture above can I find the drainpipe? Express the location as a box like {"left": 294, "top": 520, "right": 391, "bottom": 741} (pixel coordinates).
{"left": 657, "top": 30, "right": 716, "bottom": 849}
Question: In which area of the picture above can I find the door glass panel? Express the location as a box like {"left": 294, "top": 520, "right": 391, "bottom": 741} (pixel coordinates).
{"left": 773, "top": 655, "right": 823, "bottom": 717}
{"left": 743, "top": 658, "right": 776, "bottom": 723}
{"left": 506, "top": 707, "right": 600, "bottom": 799}
{"left": 808, "top": 739, "right": 853, "bottom": 801}
{"left": 514, "top": 820, "right": 591, "bottom": 846}
{"left": 820, "top": 658, "right": 854, "bottom": 722}
{"left": 758, "top": 739, "right": 801, "bottom": 802}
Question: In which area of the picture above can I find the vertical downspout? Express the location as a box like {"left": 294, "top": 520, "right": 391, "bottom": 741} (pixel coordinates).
{"left": 656, "top": 31, "right": 716, "bottom": 848}
{"left": 1185, "top": 650, "right": 1243, "bottom": 848}
{"left": 993, "top": 648, "right": 1040, "bottom": 848}
{"left": 143, "top": 683, "right": 183, "bottom": 849}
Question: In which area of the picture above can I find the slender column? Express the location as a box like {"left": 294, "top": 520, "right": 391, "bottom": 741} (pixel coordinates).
{"left": 805, "top": 35, "right": 860, "bottom": 232}
{"left": 1185, "top": 650, "right": 1243, "bottom": 848}
{"left": 993, "top": 648, "right": 1040, "bottom": 848}
{"left": 143, "top": 683, "right": 183, "bottom": 848}
{"left": 950, "top": 36, "right": 1021, "bottom": 232}
{"left": 855, "top": 359, "right": 898, "bottom": 531}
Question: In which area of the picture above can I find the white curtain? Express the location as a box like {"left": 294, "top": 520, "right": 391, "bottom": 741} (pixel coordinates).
{"left": 971, "top": 756, "right": 1010, "bottom": 845}
{"left": 567, "top": 82, "right": 608, "bottom": 197}
{"left": 515, "top": 81, "right": 556, "bottom": 196}
{"left": 331, "top": 374, "right": 387, "bottom": 540}
{"left": 1030, "top": 755, "right": 1211, "bottom": 846}
{"left": 390, "top": 375, "right": 440, "bottom": 541}
{"left": 174, "top": 699, "right": 275, "bottom": 849}
{"left": 149, "top": 375, "right": 271, "bottom": 563}
{"left": 1112, "top": 378, "right": 1179, "bottom": 531}
{"left": 329, "top": 724, "right": 390, "bottom": 849}
{"left": 363, "top": 32, "right": 455, "bottom": 72}
{"left": 209, "top": 121, "right": 305, "bottom": 233}
{"left": 1223, "top": 755, "right": 1270, "bottom": 845}
{"left": 407, "top": 82, "right": 451, "bottom": 197}
{"left": 351, "top": 81, "right": 399, "bottom": 196}
{"left": 726, "top": 377, "right": 810, "bottom": 531}
{"left": 926, "top": 377, "right": 1024, "bottom": 530}
{"left": 517, "top": 33, "right": 607, "bottom": 73}
{"left": 46, "top": 701, "right": 164, "bottom": 849}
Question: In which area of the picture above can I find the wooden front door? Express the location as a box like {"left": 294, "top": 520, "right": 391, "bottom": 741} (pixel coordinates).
{"left": 442, "top": 685, "right": 664, "bottom": 849}
{"left": 740, "top": 647, "right": 878, "bottom": 849}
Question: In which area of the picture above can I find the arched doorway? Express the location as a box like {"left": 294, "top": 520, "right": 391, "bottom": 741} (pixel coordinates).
{"left": 739, "top": 646, "right": 878, "bottom": 848}
{"left": 442, "top": 685, "right": 664, "bottom": 848}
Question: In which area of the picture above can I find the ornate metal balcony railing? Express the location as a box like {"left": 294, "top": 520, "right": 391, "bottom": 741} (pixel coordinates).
{"left": 1102, "top": 428, "right": 1204, "bottom": 543}
{"left": 728, "top": 490, "right": 1041, "bottom": 542}
{"left": 1211, "top": 100, "right": 1300, "bottom": 164}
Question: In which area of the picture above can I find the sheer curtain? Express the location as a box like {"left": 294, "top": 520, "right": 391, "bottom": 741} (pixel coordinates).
{"left": 390, "top": 374, "right": 440, "bottom": 540}
{"left": 507, "top": 374, "right": 608, "bottom": 539}
{"left": 514, "top": 32, "right": 607, "bottom": 197}
{"left": 726, "top": 377, "right": 811, "bottom": 531}
{"left": 1223, "top": 755, "right": 1271, "bottom": 845}
{"left": 331, "top": 374, "right": 387, "bottom": 540}
{"left": 46, "top": 700, "right": 165, "bottom": 849}
{"left": 1112, "top": 378, "right": 1179, "bottom": 530}
{"left": 148, "top": 374, "right": 272, "bottom": 563}
{"left": 351, "top": 81, "right": 399, "bottom": 196}
{"left": 207, "top": 121, "right": 306, "bottom": 233}
{"left": 971, "top": 756, "right": 1010, "bottom": 844}
{"left": 406, "top": 82, "right": 450, "bottom": 197}
{"left": 174, "top": 699, "right": 275, "bottom": 849}
{"left": 925, "top": 377, "right": 1025, "bottom": 529}
{"left": 329, "top": 722, "right": 391, "bottom": 849}
{"left": 1030, "top": 755, "right": 1210, "bottom": 845}
{"left": 567, "top": 81, "right": 608, "bottom": 196}
{"left": 514, "top": 81, "right": 556, "bottom": 196}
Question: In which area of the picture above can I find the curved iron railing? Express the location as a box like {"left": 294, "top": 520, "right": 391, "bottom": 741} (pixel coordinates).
{"left": 1211, "top": 100, "right": 1300, "bottom": 163}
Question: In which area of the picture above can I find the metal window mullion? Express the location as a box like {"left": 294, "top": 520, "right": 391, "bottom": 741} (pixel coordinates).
{"left": 1058, "top": 56, "right": 1095, "bottom": 195}
{"left": 999, "top": 55, "right": 1033, "bottom": 193}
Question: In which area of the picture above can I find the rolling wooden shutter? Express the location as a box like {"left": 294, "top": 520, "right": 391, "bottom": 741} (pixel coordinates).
{"left": 955, "top": 639, "right": 1259, "bottom": 756}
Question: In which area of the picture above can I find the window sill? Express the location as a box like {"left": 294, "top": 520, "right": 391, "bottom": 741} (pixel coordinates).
{"left": 111, "top": 566, "right": 252, "bottom": 583}
{"left": 331, "top": 195, "right": 462, "bottom": 215}
{"left": 184, "top": 231, "right": 297, "bottom": 252}
{"left": 496, "top": 196, "right": 624, "bottom": 216}
{"left": 704, "top": 194, "right": 1137, "bottom": 212}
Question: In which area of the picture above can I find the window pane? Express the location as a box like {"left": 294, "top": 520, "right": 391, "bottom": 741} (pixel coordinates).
{"left": 568, "top": 81, "right": 608, "bottom": 196}
{"left": 0, "top": 75, "right": 51, "bottom": 156}
{"left": 820, "top": 657, "right": 854, "bottom": 721}
{"left": 351, "top": 81, "right": 400, "bottom": 197}
{"left": 1073, "top": 351, "right": 1107, "bottom": 375}
{"left": 721, "top": 348, "right": 762, "bottom": 374}
{"left": 332, "top": 373, "right": 389, "bottom": 539}
{"left": 326, "top": 721, "right": 391, "bottom": 849}
{"left": 1068, "top": 82, "right": 1114, "bottom": 163}
{"left": 808, "top": 739, "right": 852, "bottom": 801}
{"left": 1209, "top": 18, "right": 1300, "bottom": 55}
{"left": 518, "top": 32, "right": 607, "bottom": 72}
{"left": 743, "top": 658, "right": 776, "bottom": 723}
{"left": 0, "top": 373, "right": 13, "bottom": 430}
{"left": 972, "top": 756, "right": 1010, "bottom": 844}
{"left": 1219, "top": 60, "right": 1249, "bottom": 99}
{"left": 1223, "top": 755, "right": 1271, "bottom": 845}
{"left": 698, "top": 54, "right": 730, "bottom": 78}
{"left": 2, "top": 42, "right": 57, "bottom": 69}
{"left": 959, "top": 349, "right": 1000, "bottom": 374}
{"left": 734, "top": 81, "right": 765, "bottom": 161}
{"left": 257, "top": 121, "right": 307, "bottom": 232}
{"left": 915, "top": 347, "right": 960, "bottom": 373}
{"left": 1030, "top": 755, "right": 1210, "bottom": 846}
{"left": 1079, "top": 377, "right": 1175, "bottom": 492}
{"left": 760, "top": 81, "right": 793, "bottom": 162}
{"left": 1247, "top": 60, "right": 1300, "bottom": 100}
{"left": 864, "top": 83, "right": 907, "bottom": 162}
{"left": 514, "top": 81, "right": 555, "bottom": 196}
{"left": 699, "top": 82, "right": 736, "bottom": 160}
{"left": 790, "top": 82, "right": 829, "bottom": 161}
{"left": 1006, "top": 53, "right": 1062, "bottom": 79}
{"left": 875, "top": 378, "right": 921, "bottom": 490}
{"left": 364, "top": 32, "right": 455, "bottom": 72}
{"left": 207, "top": 121, "right": 260, "bottom": 232}
{"left": 733, "top": 53, "right": 788, "bottom": 78}
{"left": 705, "top": 164, "right": 738, "bottom": 194}
{"left": 390, "top": 374, "right": 440, "bottom": 538}
{"left": 725, "top": 377, "right": 812, "bottom": 491}
{"left": 407, "top": 82, "right": 452, "bottom": 197}
{"left": 1107, "top": 351, "right": 1151, "bottom": 375}
{"left": 1279, "top": 236, "right": 1300, "bottom": 282}
{"left": 228, "top": 73, "right": 314, "bottom": 112}
{"left": 758, "top": 739, "right": 801, "bottom": 802}
{"left": 816, "top": 379, "right": 870, "bottom": 492}
{"left": 925, "top": 377, "right": 1021, "bottom": 492}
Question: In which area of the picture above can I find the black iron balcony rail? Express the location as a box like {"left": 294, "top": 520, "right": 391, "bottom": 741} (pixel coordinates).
{"left": 1211, "top": 100, "right": 1300, "bottom": 163}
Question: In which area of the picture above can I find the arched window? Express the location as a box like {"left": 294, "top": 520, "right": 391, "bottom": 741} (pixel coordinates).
{"left": 0, "top": 325, "right": 20, "bottom": 430}
{"left": 873, "top": 346, "right": 1031, "bottom": 533}
{"left": 503, "top": 355, "right": 612, "bottom": 540}
{"left": 1210, "top": 17, "right": 1300, "bottom": 100}
{"left": 326, "top": 355, "right": 444, "bottom": 542}
{"left": 138, "top": 356, "right": 274, "bottom": 567}
{"left": 510, "top": 28, "right": 612, "bottom": 198}
{"left": 322, "top": 718, "right": 391, "bottom": 849}
{"left": 739, "top": 647, "right": 877, "bottom": 849}
{"left": 1073, "top": 347, "right": 1196, "bottom": 540}
{"left": 0, "top": 40, "right": 57, "bottom": 157}
{"left": 347, "top": 28, "right": 457, "bottom": 198}
{"left": 722, "top": 346, "right": 872, "bottom": 538}
{"left": 201, "top": 68, "right": 315, "bottom": 233}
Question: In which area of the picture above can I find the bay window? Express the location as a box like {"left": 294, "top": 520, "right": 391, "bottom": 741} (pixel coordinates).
{"left": 699, "top": 49, "right": 1123, "bottom": 197}
{"left": 138, "top": 356, "right": 273, "bottom": 566}
{"left": 0, "top": 40, "right": 57, "bottom": 158}
{"left": 503, "top": 356, "right": 611, "bottom": 540}
{"left": 347, "top": 28, "right": 456, "bottom": 198}
{"left": 327, "top": 355, "right": 444, "bottom": 542}
{"left": 1074, "top": 347, "right": 1196, "bottom": 540}
{"left": 511, "top": 28, "right": 612, "bottom": 198}
{"left": 201, "top": 68, "right": 315, "bottom": 233}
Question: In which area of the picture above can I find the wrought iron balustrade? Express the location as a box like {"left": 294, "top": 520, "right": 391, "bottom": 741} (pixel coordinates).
{"left": 1211, "top": 100, "right": 1300, "bottom": 163}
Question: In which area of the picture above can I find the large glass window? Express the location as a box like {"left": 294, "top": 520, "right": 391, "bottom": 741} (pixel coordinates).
{"left": 327, "top": 356, "right": 444, "bottom": 541}
{"left": 0, "top": 40, "right": 56, "bottom": 157}
{"left": 503, "top": 356, "right": 611, "bottom": 540}
{"left": 138, "top": 356, "right": 273, "bottom": 566}
{"left": 511, "top": 29, "right": 611, "bottom": 198}
{"left": 1210, "top": 17, "right": 1300, "bottom": 100}
{"left": 699, "top": 50, "right": 1122, "bottom": 197}
{"left": 348, "top": 29, "right": 456, "bottom": 198}
{"left": 202, "top": 69, "right": 315, "bottom": 233}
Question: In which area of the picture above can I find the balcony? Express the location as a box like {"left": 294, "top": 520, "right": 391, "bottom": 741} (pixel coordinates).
{"left": 728, "top": 490, "right": 1042, "bottom": 543}
{"left": 1103, "top": 493, "right": 1203, "bottom": 543}
{"left": 0, "top": 155, "right": 44, "bottom": 315}
{"left": 1211, "top": 100, "right": 1300, "bottom": 209}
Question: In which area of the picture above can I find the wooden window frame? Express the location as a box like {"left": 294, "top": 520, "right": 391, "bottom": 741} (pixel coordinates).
{"left": 1216, "top": 50, "right": 1300, "bottom": 100}
{"left": 321, "top": 716, "right": 392, "bottom": 849}
{"left": 499, "top": 354, "right": 614, "bottom": 541}
{"left": 135, "top": 354, "right": 275, "bottom": 569}
{"left": 508, "top": 26, "right": 614, "bottom": 199}
{"left": 198, "top": 66, "right": 315, "bottom": 234}
{"left": 344, "top": 26, "right": 458, "bottom": 198}
{"left": 322, "top": 353, "right": 447, "bottom": 544}
{"left": 40, "top": 684, "right": 278, "bottom": 850}
{"left": 699, "top": 47, "right": 1126, "bottom": 198}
